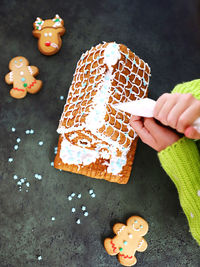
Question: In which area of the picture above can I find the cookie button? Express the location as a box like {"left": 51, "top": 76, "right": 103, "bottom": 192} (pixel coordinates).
{"left": 23, "top": 83, "right": 27, "bottom": 88}
{"left": 20, "top": 71, "right": 24, "bottom": 75}
{"left": 45, "top": 41, "right": 51, "bottom": 46}
{"left": 123, "top": 241, "right": 128, "bottom": 245}
{"left": 128, "top": 234, "right": 133, "bottom": 239}
{"left": 21, "top": 77, "right": 26, "bottom": 82}
{"left": 119, "top": 248, "right": 123, "bottom": 252}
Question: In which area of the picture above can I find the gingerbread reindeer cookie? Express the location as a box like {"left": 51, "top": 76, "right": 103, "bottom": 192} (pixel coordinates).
{"left": 104, "top": 216, "right": 149, "bottom": 266}
{"left": 32, "top": 14, "right": 65, "bottom": 56}
{"left": 5, "top": 56, "right": 42, "bottom": 99}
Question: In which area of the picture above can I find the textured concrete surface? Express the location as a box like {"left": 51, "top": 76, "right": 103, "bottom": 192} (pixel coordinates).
{"left": 0, "top": 0, "right": 200, "bottom": 266}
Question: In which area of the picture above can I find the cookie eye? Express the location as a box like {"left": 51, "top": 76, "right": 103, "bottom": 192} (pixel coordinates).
{"left": 19, "top": 59, "right": 22, "bottom": 62}
{"left": 140, "top": 225, "right": 143, "bottom": 229}
{"left": 49, "top": 32, "right": 52, "bottom": 36}
{"left": 134, "top": 220, "right": 138, "bottom": 223}
{"left": 44, "top": 33, "right": 48, "bottom": 37}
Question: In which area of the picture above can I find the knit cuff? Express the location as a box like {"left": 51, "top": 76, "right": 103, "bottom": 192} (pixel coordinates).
{"left": 172, "top": 79, "right": 200, "bottom": 100}
{"left": 158, "top": 137, "right": 200, "bottom": 245}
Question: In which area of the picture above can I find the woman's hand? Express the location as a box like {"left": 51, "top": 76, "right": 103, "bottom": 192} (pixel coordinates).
{"left": 130, "top": 116, "right": 180, "bottom": 152}
{"left": 153, "top": 93, "right": 200, "bottom": 139}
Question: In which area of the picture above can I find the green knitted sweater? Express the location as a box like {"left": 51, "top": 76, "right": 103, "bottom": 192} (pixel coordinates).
{"left": 158, "top": 79, "right": 200, "bottom": 245}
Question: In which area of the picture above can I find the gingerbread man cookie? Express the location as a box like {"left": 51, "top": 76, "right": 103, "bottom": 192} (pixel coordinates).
{"left": 32, "top": 14, "right": 65, "bottom": 56}
{"left": 5, "top": 56, "right": 42, "bottom": 99}
{"left": 104, "top": 216, "right": 149, "bottom": 266}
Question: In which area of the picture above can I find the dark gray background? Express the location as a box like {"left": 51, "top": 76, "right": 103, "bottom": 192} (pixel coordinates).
{"left": 0, "top": 0, "right": 200, "bottom": 266}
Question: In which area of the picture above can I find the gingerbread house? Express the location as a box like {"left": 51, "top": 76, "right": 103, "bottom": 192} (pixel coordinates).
{"left": 54, "top": 42, "right": 151, "bottom": 184}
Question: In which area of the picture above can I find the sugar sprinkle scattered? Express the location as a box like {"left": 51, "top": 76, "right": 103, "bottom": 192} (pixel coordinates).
{"left": 51, "top": 217, "right": 55, "bottom": 221}
{"left": 84, "top": 211, "right": 89, "bottom": 217}
{"left": 81, "top": 206, "right": 86, "bottom": 211}
{"left": 38, "top": 141, "right": 44, "bottom": 146}
{"left": 76, "top": 219, "right": 81, "bottom": 224}
{"left": 11, "top": 127, "right": 16, "bottom": 132}
{"left": 8, "top": 158, "right": 13, "bottom": 162}
{"left": 72, "top": 208, "right": 76, "bottom": 213}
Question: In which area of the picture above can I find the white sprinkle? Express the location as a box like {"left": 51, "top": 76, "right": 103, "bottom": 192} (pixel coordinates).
{"left": 30, "top": 129, "right": 34, "bottom": 134}
{"left": 81, "top": 206, "right": 86, "bottom": 211}
{"left": 19, "top": 188, "right": 22, "bottom": 192}
{"left": 60, "top": 96, "right": 64, "bottom": 100}
{"left": 84, "top": 211, "right": 89, "bottom": 217}
{"left": 72, "top": 208, "right": 76, "bottom": 213}
{"left": 197, "top": 190, "right": 200, "bottom": 197}
{"left": 51, "top": 162, "right": 54, "bottom": 166}
{"left": 25, "top": 130, "right": 30, "bottom": 134}
{"left": 20, "top": 178, "right": 25, "bottom": 183}
{"left": 11, "top": 127, "right": 16, "bottom": 132}
{"left": 38, "top": 256, "right": 42, "bottom": 261}
{"left": 13, "top": 175, "right": 18, "bottom": 180}
{"left": 8, "top": 158, "right": 13, "bottom": 162}
{"left": 16, "top": 138, "right": 21, "bottom": 143}
{"left": 14, "top": 145, "right": 19, "bottom": 150}
{"left": 38, "top": 141, "right": 43, "bottom": 146}
{"left": 17, "top": 181, "right": 22, "bottom": 185}
{"left": 71, "top": 193, "right": 75, "bottom": 197}
{"left": 89, "top": 189, "right": 93, "bottom": 194}
{"left": 35, "top": 174, "right": 39, "bottom": 178}
{"left": 68, "top": 196, "right": 72, "bottom": 201}
{"left": 59, "top": 169, "right": 62, "bottom": 171}
{"left": 51, "top": 217, "right": 55, "bottom": 221}
{"left": 26, "top": 190, "right": 29, "bottom": 192}
{"left": 191, "top": 213, "right": 194, "bottom": 218}
{"left": 54, "top": 147, "right": 58, "bottom": 150}
{"left": 37, "top": 175, "right": 42, "bottom": 180}
{"left": 77, "top": 193, "right": 82, "bottom": 199}
{"left": 91, "top": 193, "right": 96, "bottom": 198}
{"left": 76, "top": 219, "right": 81, "bottom": 224}
{"left": 26, "top": 182, "right": 30, "bottom": 187}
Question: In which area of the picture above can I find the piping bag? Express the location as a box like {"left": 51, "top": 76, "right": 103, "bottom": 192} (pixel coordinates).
{"left": 114, "top": 98, "right": 200, "bottom": 133}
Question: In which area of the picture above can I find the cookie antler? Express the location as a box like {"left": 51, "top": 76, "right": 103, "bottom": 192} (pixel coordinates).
{"left": 52, "top": 14, "right": 63, "bottom": 27}
{"left": 34, "top": 17, "right": 44, "bottom": 30}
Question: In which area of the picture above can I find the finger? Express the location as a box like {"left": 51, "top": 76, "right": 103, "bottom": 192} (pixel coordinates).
{"left": 166, "top": 101, "right": 188, "bottom": 130}
{"left": 130, "top": 117, "right": 156, "bottom": 144}
{"left": 155, "top": 96, "right": 177, "bottom": 126}
{"left": 130, "top": 115, "right": 141, "bottom": 123}
{"left": 143, "top": 117, "right": 167, "bottom": 137}
{"left": 184, "top": 126, "right": 200, "bottom": 140}
{"left": 176, "top": 102, "right": 200, "bottom": 133}
{"left": 154, "top": 93, "right": 170, "bottom": 118}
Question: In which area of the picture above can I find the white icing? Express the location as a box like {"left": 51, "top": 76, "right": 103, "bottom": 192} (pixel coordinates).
{"left": 15, "top": 63, "right": 23, "bottom": 68}
{"left": 60, "top": 138, "right": 99, "bottom": 166}
{"left": 132, "top": 224, "right": 141, "bottom": 232}
{"left": 20, "top": 71, "right": 24, "bottom": 76}
{"left": 137, "top": 239, "right": 144, "bottom": 249}
{"left": 9, "top": 71, "right": 13, "bottom": 81}
{"left": 51, "top": 43, "right": 58, "bottom": 48}
{"left": 104, "top": 42, "right": 121, "bottom": 70}
{"left": 117, "top": 225, "right": 126, "bottom": 235}
{"left": 28, "top": 66, "right": 33, "bottom": 75}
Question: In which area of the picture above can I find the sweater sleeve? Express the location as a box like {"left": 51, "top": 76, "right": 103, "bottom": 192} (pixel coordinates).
{"left": 158, "top": 137, "right": 200, "bottom": 245}
{"left": 158, "top": 79, "right": 200, "bottom": 245}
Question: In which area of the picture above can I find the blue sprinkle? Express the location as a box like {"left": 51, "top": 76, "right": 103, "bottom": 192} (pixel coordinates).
{"left": 84, "top": 70, "right": 88, "bottom": 74}
{"left": 112, "top": 43, "right": 118, "bottom": 48}
{"left": 105, "top": 53, "right": 110, "bottom": 57}
{"left": 85, "top": 62, "right": 88, "bottom": 66}
{"left": 133, "top": 59, "right": 136, "bottom": 65}
{"left": 126, "top": 76, "right": 129, "bottom": 81}
{"left": 125, "top": 54, "right": 129, "bottom": 59}
{"left": 96, "top": 56, "right": 100, "bottom": 60}
{"left": 83, "top": 82, "right": 87, "bottom": 87}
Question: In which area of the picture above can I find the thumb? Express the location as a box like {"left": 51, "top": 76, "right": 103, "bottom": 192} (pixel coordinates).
{"left": 184, "top": 126, "right": 200, "bottom": 139}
